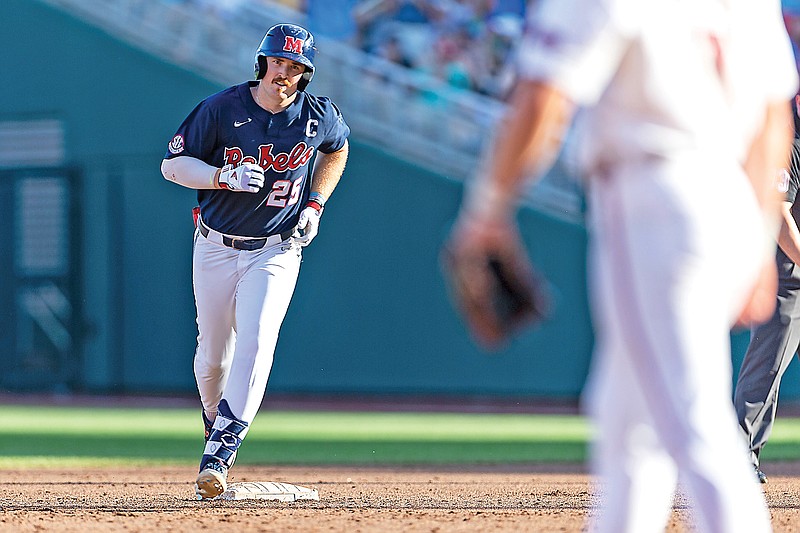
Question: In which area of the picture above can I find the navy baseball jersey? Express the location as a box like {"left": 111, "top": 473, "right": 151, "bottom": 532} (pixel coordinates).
{"left": 165, "top": 81, "right": 350, "bottom": 237}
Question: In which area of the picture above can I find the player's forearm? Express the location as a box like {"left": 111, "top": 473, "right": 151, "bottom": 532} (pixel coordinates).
{"left": 310, "top": 140, "right": 349, "bottom": 202}
{"left": 777, "top": 202, "right": 800, "bottom": 264}
{"left": 743, "top": 101, "right": 794, "bottom": 235}
{"left": 161, "top": 156, "right": 221, "bottom": 189}
{"left": 464, "top": 79, "right": 574, "bottom": 220}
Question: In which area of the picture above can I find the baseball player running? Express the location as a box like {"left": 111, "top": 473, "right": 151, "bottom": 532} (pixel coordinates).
{"left": 445, "top": 0, "right": 797, "bottom": 531}
{"left": 734, "top": 132, "right": 800, "bottom": 485}
{"left": 160, "top": 23, "right": 350, "bottom": 499}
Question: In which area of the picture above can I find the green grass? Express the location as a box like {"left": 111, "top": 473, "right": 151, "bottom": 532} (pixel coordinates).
{"left": 2, "top": 405, "right": 800, "bottom": 468}
{"left": 0, "top": 405, "right": 589, "bottom": 468}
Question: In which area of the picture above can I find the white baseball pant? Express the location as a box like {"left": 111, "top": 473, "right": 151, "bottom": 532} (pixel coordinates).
{"left": 192, "top": 228, "right": 301, "bottom": 424}
{"left": 583, "top": 155, "right": 772, "bottom": 533}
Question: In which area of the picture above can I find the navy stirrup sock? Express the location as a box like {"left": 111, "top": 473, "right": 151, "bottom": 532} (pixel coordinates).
{"left": 200, "top": 400, "right": 249, "bottom": 470}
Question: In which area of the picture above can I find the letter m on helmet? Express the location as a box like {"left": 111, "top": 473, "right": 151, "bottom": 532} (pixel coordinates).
{"left": 284, "top": 36, "right": 304, "bottom": 54}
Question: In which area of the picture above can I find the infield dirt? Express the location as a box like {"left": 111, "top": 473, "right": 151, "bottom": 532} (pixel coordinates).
{"left": 2, "top": 463, "right": 800, "bottom": 532}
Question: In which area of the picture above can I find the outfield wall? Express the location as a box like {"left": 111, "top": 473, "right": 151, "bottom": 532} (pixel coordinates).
{"left": 1, "top": 0, "right": 782, "bottom": 401}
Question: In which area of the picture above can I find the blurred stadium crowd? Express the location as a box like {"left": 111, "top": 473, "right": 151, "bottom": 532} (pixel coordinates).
{"left": 786, "top": 3, "right": 800, "bottom": 76}
{"left": 159, "top": 0, "right": 800, "bottom": 102}
{"left": 159, "top": 0, "right": 526, "bottom": 100}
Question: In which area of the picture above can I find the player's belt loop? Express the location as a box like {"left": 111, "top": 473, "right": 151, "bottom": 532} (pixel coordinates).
{"left": 197, "top": 217, "right": 292, "bottom": 251}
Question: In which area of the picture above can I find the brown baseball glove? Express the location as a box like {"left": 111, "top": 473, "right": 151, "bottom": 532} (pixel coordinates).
{"left": 441, "top": 238, "right": 550, "bottom": 350}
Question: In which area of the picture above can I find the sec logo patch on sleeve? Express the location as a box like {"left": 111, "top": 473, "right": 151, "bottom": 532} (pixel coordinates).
{"left": 169, "top": 134, "right": 185, "bottom": 154}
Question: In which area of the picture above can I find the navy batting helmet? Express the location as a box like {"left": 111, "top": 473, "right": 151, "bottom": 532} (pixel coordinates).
{"left": 254, "top": 23, "right": 316, "bottom": 91}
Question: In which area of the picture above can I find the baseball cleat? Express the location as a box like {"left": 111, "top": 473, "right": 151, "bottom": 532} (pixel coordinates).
{"left": 755, "top": 466, "right": 768, "bottom": 484}
{"left": 195, "top": 460, "right": 228, "bottom": 500}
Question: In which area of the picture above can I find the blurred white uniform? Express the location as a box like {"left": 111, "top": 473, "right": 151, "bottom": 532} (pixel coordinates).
{"left": 517, "top": 0, "right": 798, "bottom": 531}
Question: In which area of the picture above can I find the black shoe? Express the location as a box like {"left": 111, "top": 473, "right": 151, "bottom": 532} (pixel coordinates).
{"left": 755, "top": 465, "right": 768, "bottom": 484}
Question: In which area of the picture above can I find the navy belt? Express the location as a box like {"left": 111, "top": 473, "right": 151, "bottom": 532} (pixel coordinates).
{"left": 198, "top": 218, "right": 292, "bottom": 251}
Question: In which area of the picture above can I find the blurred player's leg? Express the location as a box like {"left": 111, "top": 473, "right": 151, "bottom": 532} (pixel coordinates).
{"left": 585, "top": 327, "right": 678, "bottom": 532}
{"left": 584, "top": 209, "right": 677, "bottom": 532}
{"left": 585, "top": 159, "right": 771, "bottom": 533}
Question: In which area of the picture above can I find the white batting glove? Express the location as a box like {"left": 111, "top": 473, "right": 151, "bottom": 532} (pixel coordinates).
{"left": 217, "top": 163, "right": 265, "bottom": 193}
{"left": 293, "top": 205, "right": 323, "bottom": 247}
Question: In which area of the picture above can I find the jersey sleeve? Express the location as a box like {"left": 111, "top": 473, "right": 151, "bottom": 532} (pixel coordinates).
{"left": 317, "top": 100, "right": 350, "bottom": 153}
{"left": 515, "top": 0, "right": 632, "bottom": 106}
{"left": 163, "top": 99, "right": 219, "bottom": 162}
